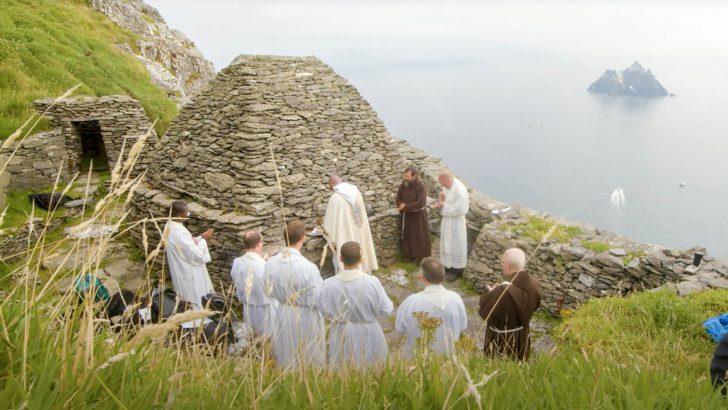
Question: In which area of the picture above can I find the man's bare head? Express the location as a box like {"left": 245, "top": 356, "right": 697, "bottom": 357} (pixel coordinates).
{"left": 340, "top": 241, "right": 362, "bottom": 268}
{"left": 285, "top": 220, "right": 306, "bottom": 247}
{"left": 327, "top": 174, "right": 342, "bottom": 190}
{"left": 438, "top": 170, "right": 454, "bottom": 189}
{"left": 420, "top": 257, "right": 445, "bottom": 284}
{"left": 243, "top": 231, "right": 263, "bottom": 252}
{"left": 502, "top": 248, "right": 526, "bottom": 275}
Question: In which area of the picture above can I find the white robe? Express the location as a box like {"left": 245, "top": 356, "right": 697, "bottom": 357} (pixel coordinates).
{"left": 439, "top": 177, "right": 470, "bottom": 269}
{"left": 264, "top": 248, "right": 325, "bottom": 368}
{"left": 230, "top": 252, "right": 279, "bottom": 338}
{"left": 323, "top": 182, "right": 378, "bottom": 273}
{"left": 395, "top": 284, "right": 468, "bottom": 358}
{"left": 318, "top": 269, "right": 393, "bottom": 367}
{"left": 163, "top": 220, "right": 214, "bottom": 309}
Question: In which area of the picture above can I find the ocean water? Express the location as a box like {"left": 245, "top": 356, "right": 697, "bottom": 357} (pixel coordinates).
{"left": 148, "top": 0, "right": 728, "bottom": 258}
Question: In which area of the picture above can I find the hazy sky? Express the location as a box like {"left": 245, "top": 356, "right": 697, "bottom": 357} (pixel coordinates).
{"left": 147, "top": 0, "right": 728, "bottom": 71}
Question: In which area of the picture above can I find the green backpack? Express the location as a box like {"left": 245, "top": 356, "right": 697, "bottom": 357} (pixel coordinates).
{"left": 74, "top": 273, "right": 110, "bottom": 303}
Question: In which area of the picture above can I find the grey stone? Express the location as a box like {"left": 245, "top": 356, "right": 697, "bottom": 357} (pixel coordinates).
{"left": 609, "top": 248, "right": 627, "bottom": 257}
{"left": 676, "top": 281, "right": 708, "bottom": 296}
{"left": 595, "top": 253, "right": 624, "bottom": 269}
{"left": 578, "top": 274, "right": 594, "bottom": 288}
{"left": 63, "top": 197, "right": 94, "bottom": 208}
{"left": 203, "top": 172, "right": 235, "bottom": 191}
{"left": 708, "top": 278, "right": 728, "bottom": 289}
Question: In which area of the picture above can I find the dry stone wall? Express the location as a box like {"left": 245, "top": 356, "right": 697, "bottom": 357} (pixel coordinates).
{"left": 463, "top": 207, "right": 728, "bottom": 312}
{"left": 0, "top": 130, "right": 69, "bottom": 189}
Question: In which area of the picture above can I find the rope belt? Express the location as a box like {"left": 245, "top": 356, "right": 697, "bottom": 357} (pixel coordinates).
{"left": 488, "top": 326, "right": 523, "bottom": 334}
{"left": 331, "top": 319, "right": 377, "bottom": 325}
{"left": 401, "top": 205, "right": 427, "bottom": 237}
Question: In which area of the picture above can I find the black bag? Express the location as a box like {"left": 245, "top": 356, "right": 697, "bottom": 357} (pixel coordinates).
{"left": 201, "top": 293, "right": 228, "bottom": 321}
{"left": 201, "top": 321, "right": 235, "bottom": 347}
{"left": 28, "top": 193, "right": 72, "bottom": 211}
{"left": 150, "top": 287, "right": 190, "bottom": 323}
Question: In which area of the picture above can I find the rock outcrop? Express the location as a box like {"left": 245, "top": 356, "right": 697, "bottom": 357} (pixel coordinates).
{"left": 588, "top": 62, "right": 669, "bottom": 98}
{"left": 90, "top": 0, "right": 215, "bottom": 105}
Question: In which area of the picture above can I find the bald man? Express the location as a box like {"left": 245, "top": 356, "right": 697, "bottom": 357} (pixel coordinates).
{"left": 323, "top": 174, "right": 378, "bottom": 273}
{"left": 434, "top": 170, "right": 469, "bottom": 282}
{"left": 478, "top": 248, "right": 541, "bottom": 361}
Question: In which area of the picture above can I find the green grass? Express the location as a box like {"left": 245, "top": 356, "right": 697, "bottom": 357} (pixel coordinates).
{"left": 582, "top": 240, "right": 611, "bottom": 253}
{"left": 623, "top": 249, "right": 647, "bottom": 265}
{"left": 557, "top": 289, "right": 728, "bottom": 373}
{"left": 1, "top": 287, "right": 726, "bottom": 408}
{"left": 0, "top": 187, "right": 63, "bottom": 230}
{"left": 0, "top": 0, "right": 177, "bottom": 139}
{"left": 500, "top": 216, "right": 582, "bottom": 243}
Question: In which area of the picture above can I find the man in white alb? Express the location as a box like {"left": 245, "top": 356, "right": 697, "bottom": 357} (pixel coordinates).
{"left": 264, "top": 220, "right": 326, "bottom": 368}
{"left": 163, "top": 200, "right": 215, "bottom": 309}
{"left": 395, "top": 257, "right": 468, "bottom": 358}
{"left": 434, "top": 170, "right": 470, "bottom": 282}
{"left": 318, "top": 241, "right": 393, "bottom": 367}
{"left": 230, "top": 231, "right": 278, "bottom": 338}
{"left": 323, "top": 174, "right": 378, "bottom": 273}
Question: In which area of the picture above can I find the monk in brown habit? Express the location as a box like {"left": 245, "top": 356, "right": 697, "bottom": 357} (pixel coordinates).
{"left": 396, "top": 166, "right": 431, "bottom": 263}
{"left": 478, "top": 248, "right": 541, "bottom": 361}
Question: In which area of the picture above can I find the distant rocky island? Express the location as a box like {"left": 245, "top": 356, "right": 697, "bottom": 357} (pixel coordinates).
{"left": 588, "top": 62, "right": 670, "bottom": 98}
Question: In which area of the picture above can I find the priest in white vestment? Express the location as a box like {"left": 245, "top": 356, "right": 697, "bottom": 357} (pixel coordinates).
{"left": 264, "top": 220, "right": 326, "bottom": 368}
{"left": 323, "top": 174, "right": 378, "bottom": 273}
{"left": 395, "top": 257, "right": 468, "bottom": 358}
{"left": 163, "top": 201, "right": 215, "bottom": 309}
{"left": 434, "top": 170, "right": 470, "bottom": 282}
{"left": 230, "top": 231, "right": 278, "bottom": 338}
{"left": 318, "top": 241, "right": 393, "bottom": 367}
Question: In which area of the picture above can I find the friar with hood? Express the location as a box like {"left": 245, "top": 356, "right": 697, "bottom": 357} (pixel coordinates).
{"left": 478, "top": 248, "right": 541, "bottom": 361}
{"left": 323, "top": 174, "right": 378, "bottom": 273}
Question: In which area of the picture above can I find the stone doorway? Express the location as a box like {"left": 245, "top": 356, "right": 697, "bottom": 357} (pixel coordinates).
{"left": 72, "top": 120, "right": 109, "bottom": 171}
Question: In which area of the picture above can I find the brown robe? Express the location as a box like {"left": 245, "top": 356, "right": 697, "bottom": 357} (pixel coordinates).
{"left": 478, "top": 270, "right": 541, "bottom": 361}
{"left": 396, "top": 176, "right": 431, "bottom": 261}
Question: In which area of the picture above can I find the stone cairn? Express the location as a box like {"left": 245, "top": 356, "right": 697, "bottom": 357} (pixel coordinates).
{"left": 131, "top": 55, "right": 407, "bottom": 287}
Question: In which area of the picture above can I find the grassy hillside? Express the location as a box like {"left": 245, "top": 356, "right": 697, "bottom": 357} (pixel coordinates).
{"left": 0, "top": 0, "right": 177, "bottom": 138}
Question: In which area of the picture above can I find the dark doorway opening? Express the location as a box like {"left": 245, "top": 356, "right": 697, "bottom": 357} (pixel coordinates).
{"left": 72, "top": 120, "right": 109, "bottom": 171}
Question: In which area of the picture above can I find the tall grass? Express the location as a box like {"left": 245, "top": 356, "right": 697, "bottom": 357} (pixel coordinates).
{"left": 0, "top": 0, "right": 177, "bottom": 138}
{"left": 1, "top": 107, "right": 726, "bottom": 408}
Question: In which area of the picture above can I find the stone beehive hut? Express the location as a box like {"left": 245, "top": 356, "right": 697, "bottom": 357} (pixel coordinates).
{"left": 0, "top": 96, "right": 156, "bottom": 193}
{"left": 32, "top": 96, "right": 157, "bottom": 175}
{"left": 131, "top": 55, "right": 406, "bottom": 284}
